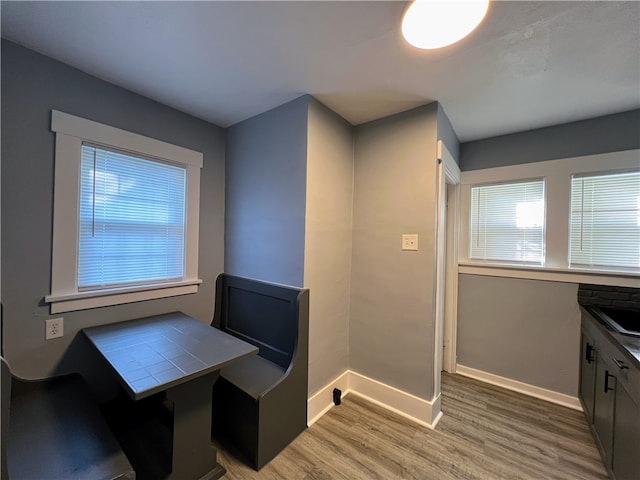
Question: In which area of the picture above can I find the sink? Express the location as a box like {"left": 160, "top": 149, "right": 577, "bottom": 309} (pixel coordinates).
{"left": 597, "top": 307, "right": 640, "bottom": 337}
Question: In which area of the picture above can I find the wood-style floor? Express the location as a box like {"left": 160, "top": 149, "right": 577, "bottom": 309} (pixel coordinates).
{"left": 217, "top": 372, "right": 608, "bottom": 480}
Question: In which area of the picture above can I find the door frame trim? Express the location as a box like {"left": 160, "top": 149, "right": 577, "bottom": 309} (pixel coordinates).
{"left": 435, "top": 141, "right": 460, "bottom": 390}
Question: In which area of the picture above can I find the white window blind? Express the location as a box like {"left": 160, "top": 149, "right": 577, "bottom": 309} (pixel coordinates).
{"left": 79, "top": 145, "right": 187, "bottom": 289}
{"left": 470, "top": 180, "right": 545, "bottom": 264}
{"left": 569, "top": 171, "right": 640, "bottom": 272}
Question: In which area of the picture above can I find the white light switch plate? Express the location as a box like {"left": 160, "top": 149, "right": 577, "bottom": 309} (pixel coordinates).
{"left": 402, "top": 234, "right": 418, "bottom": 251}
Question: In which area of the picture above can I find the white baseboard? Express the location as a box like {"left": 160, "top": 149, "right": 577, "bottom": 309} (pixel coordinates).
{"left": 456, "top": 364, "right": 583, "bottom": 411}
{"left": 307, "top": 370, "right": 441, "bottom": 429}
{"left": 348, "top": 371, "right": 441, "bottom": 429}
{"left": 307, "top": 370, "right": 351, "bottom": 426}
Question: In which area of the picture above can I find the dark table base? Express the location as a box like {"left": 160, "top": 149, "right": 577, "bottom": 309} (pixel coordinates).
{"left": 103, "top": 372, "right": 225, "bottom": 480}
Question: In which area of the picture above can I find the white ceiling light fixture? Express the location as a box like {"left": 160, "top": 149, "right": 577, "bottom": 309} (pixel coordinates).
{"left": 402, "top": 0, "right": 490, "bottom": 50}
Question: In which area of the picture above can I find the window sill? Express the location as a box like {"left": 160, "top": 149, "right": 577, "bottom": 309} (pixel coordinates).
{"left": 46, "top": 279, "right": 203, "bottom": 314}
{"left": 458, "top": 262, "right": 639, "bottom": 287}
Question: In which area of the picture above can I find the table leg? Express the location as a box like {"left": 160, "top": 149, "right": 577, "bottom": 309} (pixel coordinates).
{"left": 166, "top": 372, "right": 224, "bottom": 480}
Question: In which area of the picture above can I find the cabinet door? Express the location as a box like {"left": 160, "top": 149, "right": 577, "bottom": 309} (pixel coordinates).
{"left": 612, "top": 384, "right": 640, "bottom": 480}
{"left": 579, "top": 329, "right": 597, "bottom": 423}
{"left": 593, "top": 356, "right": 615, "bottom": 467}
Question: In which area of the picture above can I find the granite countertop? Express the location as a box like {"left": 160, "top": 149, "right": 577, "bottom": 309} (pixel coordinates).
{"left": 582, "top": 305, "right": 640, "bottom": 368}
{"left": 616, "top": 334, "right": 640, "bottom": 367}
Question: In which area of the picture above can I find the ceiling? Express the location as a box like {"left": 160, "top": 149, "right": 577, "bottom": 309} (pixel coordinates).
{"left": 1, "top": 1, "right": 638, "bottom": 142}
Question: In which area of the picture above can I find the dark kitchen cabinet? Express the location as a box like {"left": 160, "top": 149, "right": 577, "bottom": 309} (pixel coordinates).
{"left": 579, "top": 328, "right": 597, "bottom": 422}
{"left": 592, "top": 355, "right": 615, "bottom": 466}
{"left": 612, "top": 381, "right": 640, "bottom": 480}
{"left": 579, "top": 307, "right": 640, "bottom": 480}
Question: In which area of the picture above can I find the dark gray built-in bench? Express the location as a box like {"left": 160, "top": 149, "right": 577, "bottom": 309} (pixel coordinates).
{"left": 1, "top": 356, "right": 135, "bottom": 480}
{"left": 211, "top": 273, "right": 309, "bottom": 470}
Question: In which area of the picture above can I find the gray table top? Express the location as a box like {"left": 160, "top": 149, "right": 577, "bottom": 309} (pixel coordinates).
{"left": 83, "top": 312, "right": 258, "bottom": 400}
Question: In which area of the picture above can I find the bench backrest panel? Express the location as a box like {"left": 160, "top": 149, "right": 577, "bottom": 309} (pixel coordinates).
{"left": 215, "top": 274, "right": 303, "bottom": 370}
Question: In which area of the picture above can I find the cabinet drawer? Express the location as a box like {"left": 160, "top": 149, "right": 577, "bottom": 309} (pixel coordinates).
{"left": 597, "top": 334, "right": 640, "bottom": 403}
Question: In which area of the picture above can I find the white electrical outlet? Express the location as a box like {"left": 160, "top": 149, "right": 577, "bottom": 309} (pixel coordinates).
{"left": 402, "top": 234, "right": 419, "bottom": 251}
{"left": 45, "top": 317, "right": 64, "bottom": 340}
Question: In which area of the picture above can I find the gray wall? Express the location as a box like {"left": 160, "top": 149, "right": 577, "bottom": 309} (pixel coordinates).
{"left": 304, "top": 98, "right": 353, "bottom": 394}
{"left": 460, "top": 109, "right": 640, "bottom": 171}
{"left": 225, "top": 96, "right": 309, "bottom": 287}
{"left": 437, "top": 104, "right": 460, "bottom": 164}
{"left": 457, "top": 275, "right": 580, "bottom": 396}
{"left": 1, "top": 41, "right": 226, "bottom": 384}
{"left": 456, "top": 109, "right": 639, "bottom": 397}
{"left": 350, "top": 104, "right": 439, "bottom": 400}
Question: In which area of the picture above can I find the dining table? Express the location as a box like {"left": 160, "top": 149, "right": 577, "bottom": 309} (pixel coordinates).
{"left": 83, "top": 311, "right": 258, "bottom": 480}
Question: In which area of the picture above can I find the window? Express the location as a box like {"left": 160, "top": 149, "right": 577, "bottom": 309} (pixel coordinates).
{"left": 470, "top": 180, "right": 545, "bottom": 264}
{"left": 569, "top": 171, "right": 640, "bottom": 273}
{"left": 46, "top": 111, "right": 203, "bottom": 313}
{"left": 78, "top": 145, "right": 187, "bottom": 289}
{"left": 460, "top": 150, "right": 639, "bottom": 285}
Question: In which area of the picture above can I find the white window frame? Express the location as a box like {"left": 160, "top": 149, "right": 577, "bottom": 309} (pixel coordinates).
{"left": 46, "top": 111, "right": 203, "bottom": 313}
{"left": 459, "top": 149, "right": 640, "bottom": 287}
